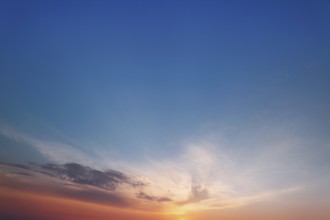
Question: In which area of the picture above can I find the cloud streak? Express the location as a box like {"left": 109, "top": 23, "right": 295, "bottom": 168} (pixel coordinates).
{"left": 40, "top": 163, "right": 145, "bottom": 191}
{"left": 0, "top": 125, "right": 91, "bottom": 164}
{"left": 0, "top": 125, "right": 306, "bottom": 213}
{"left": 137, "top": 191, "right": 172, "bottom": 202}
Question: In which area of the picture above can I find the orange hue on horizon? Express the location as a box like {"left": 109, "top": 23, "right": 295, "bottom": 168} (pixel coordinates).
{"left": 0, "top": 186, "right": 180, "bottom": 220}
{"left": 1, "top": 167, "right": 329, "bottom": 220}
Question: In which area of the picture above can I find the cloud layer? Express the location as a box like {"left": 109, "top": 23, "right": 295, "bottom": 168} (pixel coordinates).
{"left": 0, "top": 125, "right": 312, "bottom": 213}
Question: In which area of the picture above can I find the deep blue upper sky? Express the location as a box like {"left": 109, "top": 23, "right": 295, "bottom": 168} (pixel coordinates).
{"left": 0, "top": 0, "right": 329, "bottom": 162}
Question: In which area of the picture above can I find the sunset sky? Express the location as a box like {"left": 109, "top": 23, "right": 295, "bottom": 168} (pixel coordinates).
{"left": 0, "top": 1, "right": 330, "bottom": 220}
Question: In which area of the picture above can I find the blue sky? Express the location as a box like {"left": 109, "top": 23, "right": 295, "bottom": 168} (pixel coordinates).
{"left": 0, "top": 1, "right": 330, "bottom": 218}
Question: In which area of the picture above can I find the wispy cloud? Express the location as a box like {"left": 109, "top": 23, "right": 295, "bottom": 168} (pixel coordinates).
{"left": 0, "top": 125, "right": 305, "bottom": 212}
{"left": 137, "top": 191, "right": 172, "bottom": 202}
{"left": 177, "top": 185, "right": 209, "bottom": 205}
{"left": 209, "top": 186, "right": 302, "bottom": 210}
{"left": 0, "top": 125, "right": 91, "bottom": 165}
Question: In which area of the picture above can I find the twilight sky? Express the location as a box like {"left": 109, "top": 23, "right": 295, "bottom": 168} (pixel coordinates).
{"left": 0, "top": 1, "right": 330, "bottom": 220}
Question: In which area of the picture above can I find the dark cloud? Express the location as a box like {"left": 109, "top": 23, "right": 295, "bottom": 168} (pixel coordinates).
{"left": 41, "top": 163, "right": 134, "bottom": 191}
{"left": 0, "top": 162, "right": 134, "bottom": 208}
{"left": 1, "top": 161, "right": 146, "bottom": 191}
{"left": 137, "top": 191, "right": 172, "bottom": 202}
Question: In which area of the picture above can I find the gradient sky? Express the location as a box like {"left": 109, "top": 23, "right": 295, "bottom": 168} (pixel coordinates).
{"left": 0, "top": 1, "right": 330, "bottom": 220}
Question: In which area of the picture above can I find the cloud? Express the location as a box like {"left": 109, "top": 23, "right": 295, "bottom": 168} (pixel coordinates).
{"left": 41, "top": 162, "right": 145, "bottom": 191}
{"left": 137, "top": 191, "right": 172, "bottom": 202}
{"left": 0, "top": 164, "right": 131, "bottom": 209}
{"left": 1, "top": 161, "right": 145, "bottom": 192}
{"left": 0, "top": 125, "right": 91, "bottom": 164}
{"left": 189, "top": 185, "right": 209, "bottom": 202}
{"left": 0, "top": 125, "right": 306, "bottom": 213}
{"left": 177, "top": 185, "right": 209, "bottom": 205}
{"left": 0, "top": 161, "right": 175, "bottom": 211}
{"left": 207, "top": 186, "right": 302, "bottom": 210}
{"left": 0, "top": 165, "right": 134, "bottom": 208}
{"left": 11, "top": 172, "right": 33, "bottom": 176}
{"left": 3, "top": 163, "right": 31, "bottom": 170}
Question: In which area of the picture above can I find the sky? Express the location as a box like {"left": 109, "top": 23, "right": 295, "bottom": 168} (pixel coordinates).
{"left": 0, "top": 0, "right": 330, "bottom": 219}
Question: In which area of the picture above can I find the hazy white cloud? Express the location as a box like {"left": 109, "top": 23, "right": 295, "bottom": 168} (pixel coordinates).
{"left": 0, "top": 125, "right": 306, "bottom": 212}
{"left": 212, "top": 186, "right": 302, "bottom": 209}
